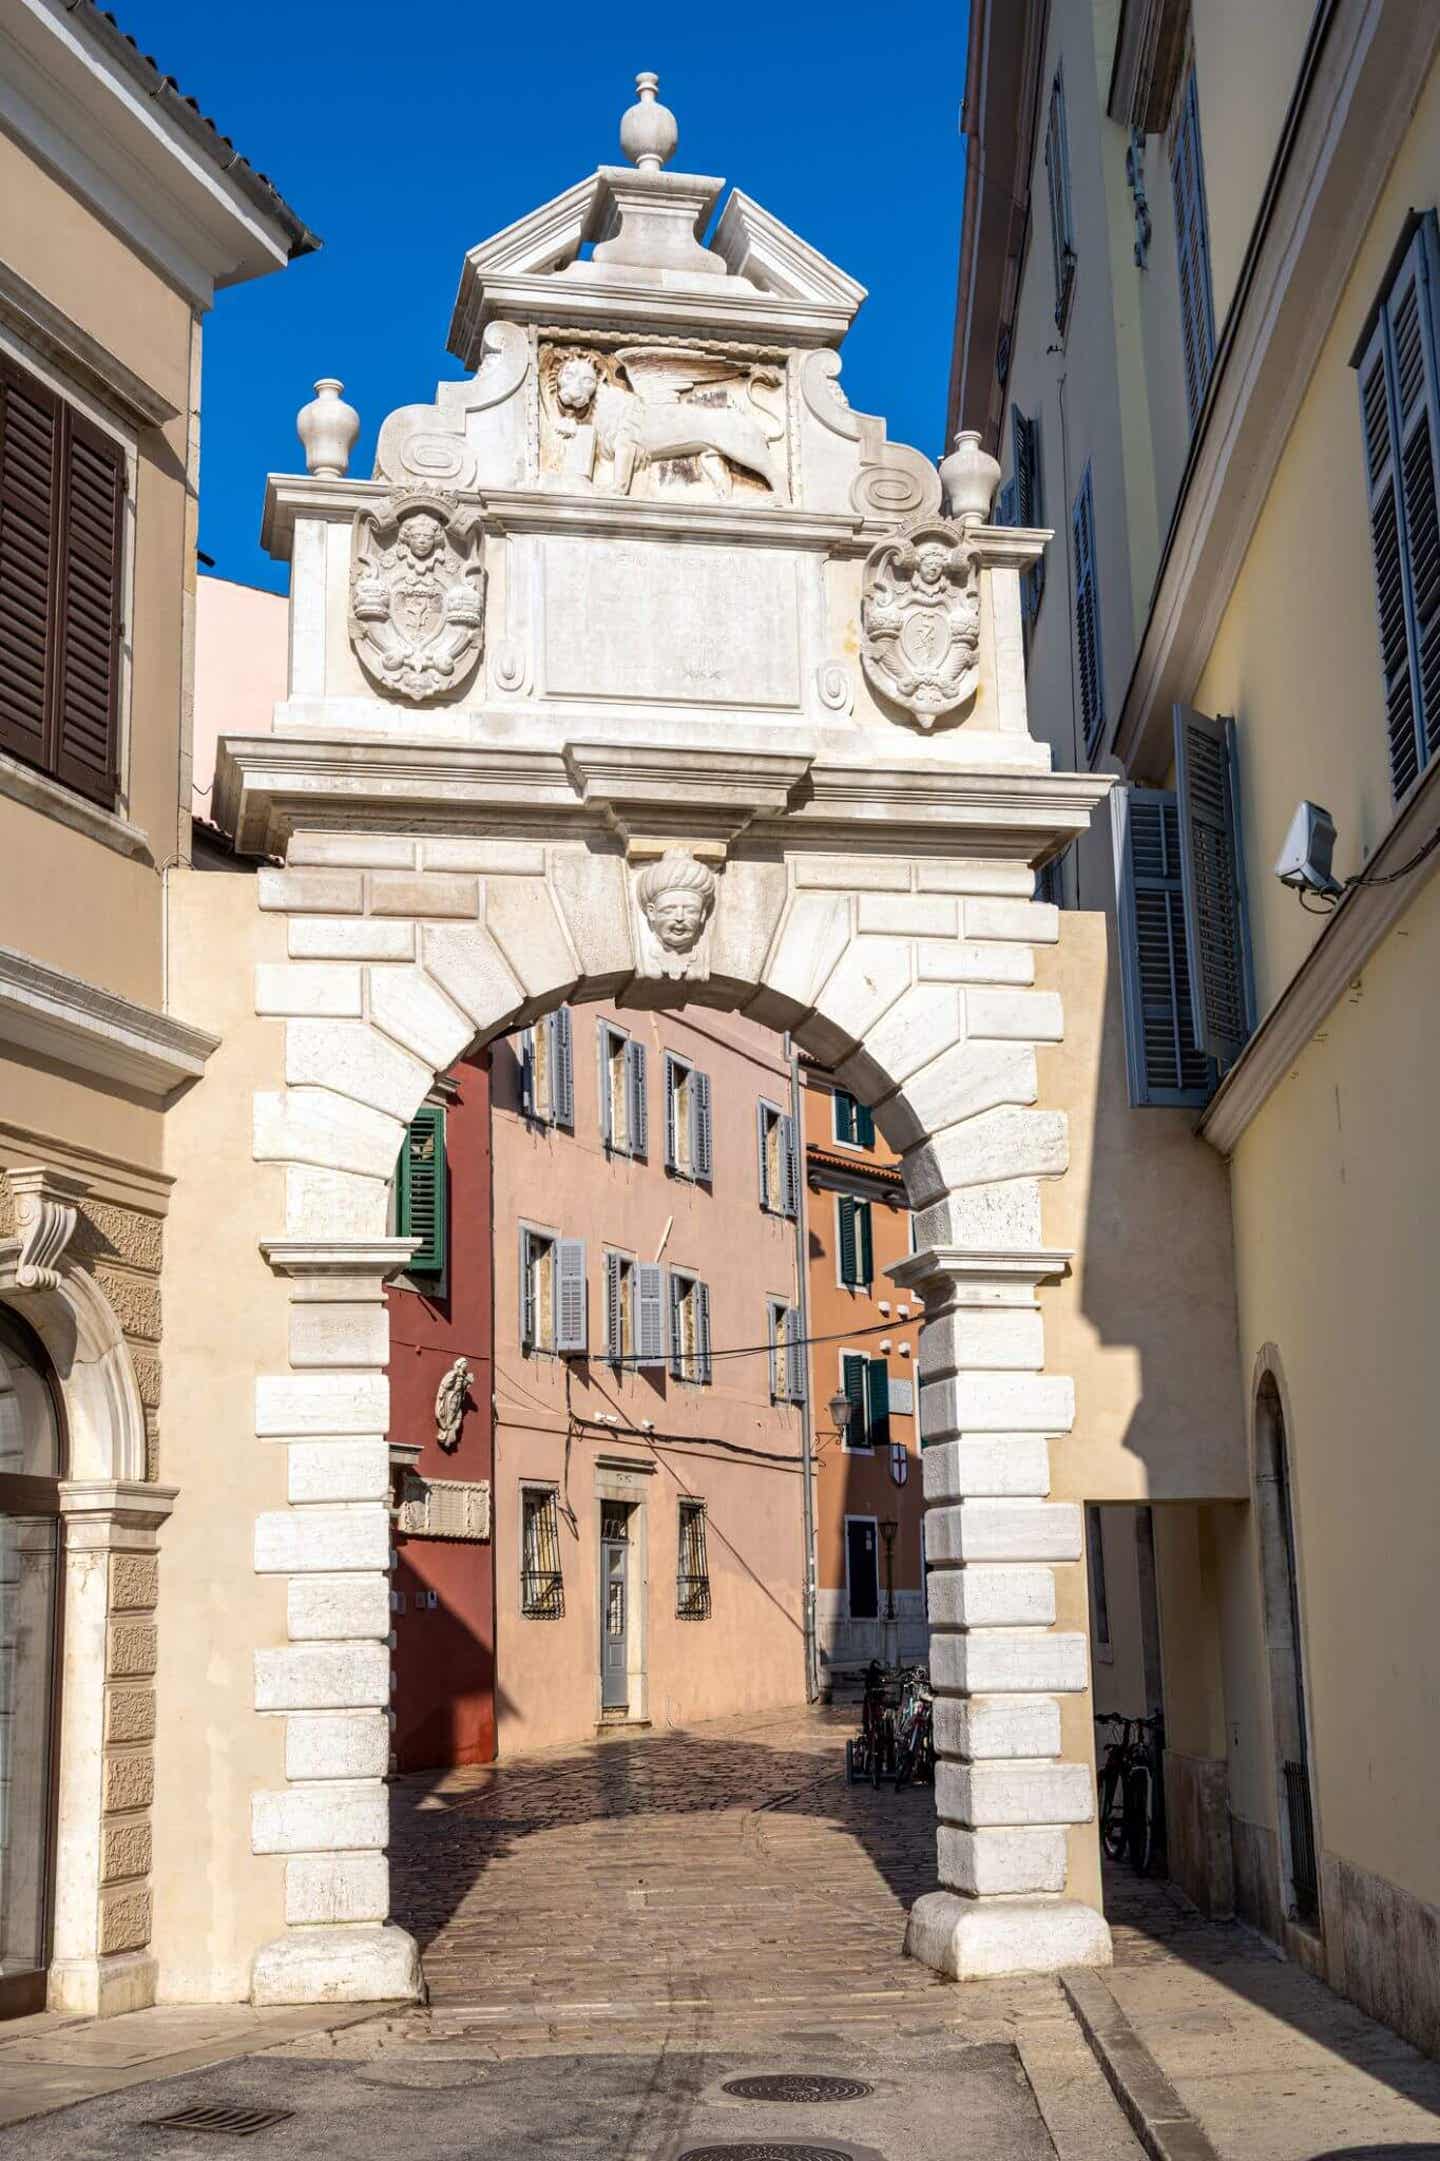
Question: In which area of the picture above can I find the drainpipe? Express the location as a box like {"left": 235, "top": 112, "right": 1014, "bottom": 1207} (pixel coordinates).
{"left": 788, "top": 1038, "right": 819, "bottom": 1704}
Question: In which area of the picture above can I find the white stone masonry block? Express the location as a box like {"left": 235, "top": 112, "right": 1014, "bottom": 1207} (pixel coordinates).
{"left": 933, "top": 1694, "right": 1062, "bottom": 1762}
{"left": 856, "top": 894, "right": 959, "bottom": 939}
{"left": 420, "top": 922, "right": 526, "bottom": 1035}
{"left": 285, "top": 1709, "right": 391, "bottom": 1780}
{"left": 256, "top": 1373, "right": 389, "bottom": 1438}
{"left": 286, "top": 1018, "right": 432, "bottom": 1124}
{"left": 255, "top": 1643, "right": 390, "bottom": 1713}
{"left": 759, "top": 893, "right": 851, "bottom": 1015}
{"left": 288, "top": 1302, "right": 391, "bottom": 1370}
{"left": 884, "top": 1043, "right": 1038, "bottom": 1154}
{"left": 259, "top": 868, "right": 363, "bottom": 915}
{"left": 289, "top": 835, "right": 417, "bottom": 869}
{"left": 285, "top": 1166, "right": 389, "bottom": 1240}
{"left": 966, "top": 987, "right": 1063, "bottom": 1042}
{"left": 421, "top": 839, "right": 546, "bottom": 874}
{"left": 917, "top": 942, "right": 1034, "bottom": 986}
{"left": 251, "top": 1780, "right": 388, "bottom": 1856}
{"left": 368, "top": 967, "right": 474, "bottom": 1074}
{"left": 918, "top": 861, "right": 1036, "bottom": 896}
{"left": 367, "top": 871, "right": 478, "bottom": 918}
{"left": 485, "top": 879, "right": 579, "bottom": 1001}
{"left": 963, "top": 897, "right": 1060, "bottom": 944}
{"left": 813, "top": 937, "right": 911, "bottom": 1053}
{"left": 850, "top": 983, "right": 965, "bottom": 1092}
{"left": 921, "top": 1372, "right": 1074, "bottom": 1437}
{"left": 287, "top": 1440, "right": 391, "bottom": 1506}
{"left": 938, "top": 1824, "right": 1068, "bottom": 1897}
{"left": 794, "top": 857, "right": 911, "bottom": 892}
{"left": 912, "top": 1181, "right": 1044, "bottom": 1249}
{"left": 254, "top": 1505, "right": 391, "bottom": 1576}
{"left": 290, "top": 918, "right": 416, "bottom": 961}
{"left": 255, "top": 1088, "right": 405, "bottom": 1182}
{"left": 927, "top": 1564, "right": 1056, "bottom": 1629}
{"left": 285, "top": 1851, "right": 389, "bottom": 1925}
{"left": 922, "top": 1436, "right": 1052, "bottom": 1501}
{"left": 925, "top": 1499, "right": 1082, "bottom": 1566}
{"left": 916, "top": 1307, "right": 1045, "bottom": 1377}
{"left": 908, "top": 1105, "right": 1067, "bottom": 1204}
{"left": 287, "top": 1577, "right": 392, "bottom": 1644}
{"left": 937, "top": 1760, "right": 1094, "bottom": 1830}
{"left": 930, "top": 1629, "right": 1088, "bottom": 1696}
{"left": 255, "top": 965, "right": 363, "bottom": 1018}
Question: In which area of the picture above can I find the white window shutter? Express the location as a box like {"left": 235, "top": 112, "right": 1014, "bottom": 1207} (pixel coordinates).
{"left": 1110, "top": 784, "right": 1213, "bottom": 1107}
{"left": 555, "top": 1238, "right": 587, "bottom": 1353}
{"left": 1173, "top": 706, "right": 1254, "bottom": 1071}
{"left": 757, "top": 1103, "right": 772, "bottom": 1210}
{"left": 785, "top": 1308, "right": 806, "bottom": 1403}
{"left": 781, "top": 1114, "right": 800, "bottom": 1219}
{"left": 696, "top": 1280, "right": 712, "bottom": 1384}
{"left": 667, "top": 1270, "right": 685, "bottom": 1377}
{"left": 693, "top": 1070, "right": 713, "bottom": 1180}
{"left": 604, "top": 1251, "right": 622, "bottom": 1362}
{"left": 549, "top": 1008, "right": 574, "bottom": 1127}
{"left": 663, "top": 1057, "right": 679, "bottom": 1170}
{"left": 636, "top": 1264, "right": 664, "bottom": 1367}
{"left": 626, "top": 1040, "right": 648, "bottom": 1157}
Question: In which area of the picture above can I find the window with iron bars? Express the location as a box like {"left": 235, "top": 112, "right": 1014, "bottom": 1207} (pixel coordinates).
{"left": 520, "top": 1486, "right": 564, "bottom": 1618}
{"left": 676, "top": 1498, "right": 711, "bottom": 1620}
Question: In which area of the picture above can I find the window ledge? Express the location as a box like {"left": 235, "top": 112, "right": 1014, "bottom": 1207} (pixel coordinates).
{"left": 0, "top": 750, "right": 148, "bottom": 861}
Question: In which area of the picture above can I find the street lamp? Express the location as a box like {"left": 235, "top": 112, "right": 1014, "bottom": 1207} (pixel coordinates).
{"left": 827, "top": 1389, "right": 854, "bottom": 1439}
{"left": 879, "top": 1517, "right": 898, "bottom": 1622}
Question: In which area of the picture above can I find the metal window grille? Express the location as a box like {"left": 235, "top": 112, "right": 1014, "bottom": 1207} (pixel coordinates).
{"left": 677, "top": 1499, "right": 711, "bottom": 1619}
{"left": 521, "top": 1488, "right": 564, "bottom": 1618}
{"left": 1284, "top": 1759, "right": 1319, "bottom": 1924}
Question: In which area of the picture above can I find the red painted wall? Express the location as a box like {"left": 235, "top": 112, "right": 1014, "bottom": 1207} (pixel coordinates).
{"left": 387, "top": 1052, "right": 496, "bottom": 1771}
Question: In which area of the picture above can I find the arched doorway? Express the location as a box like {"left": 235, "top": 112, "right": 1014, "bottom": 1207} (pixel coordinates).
{"left": 0, "top": 1309, "right": 64, "bottom": 2016}
{"left": 1254, "top": 1368, "right": 1318, "bottom": 1930}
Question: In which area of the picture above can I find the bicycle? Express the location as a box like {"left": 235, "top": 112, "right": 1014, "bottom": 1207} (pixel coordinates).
{"left": 892, "top": 1665, "right": 934, "bottom": 1789}
{"left": 845, "top": 1659, "right": 897, "bottom": 1786}
{"left": 1095, "top": 1711, "right": 1166, "bottom": 1874}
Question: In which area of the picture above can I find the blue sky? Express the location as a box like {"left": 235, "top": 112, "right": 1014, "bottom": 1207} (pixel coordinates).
{"left": 118, "top": 3, "right": 969, "bottom": 593}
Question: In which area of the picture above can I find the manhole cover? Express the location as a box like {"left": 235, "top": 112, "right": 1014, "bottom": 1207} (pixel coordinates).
{"left": 682, "top": 2148, "right": 857, "bottom": 2161}
{"left": 145, "top": 2102, "right": 296, "bottom": 2137}
{"left": 722, "top": 2077, "right": 874, "bottom": 2104}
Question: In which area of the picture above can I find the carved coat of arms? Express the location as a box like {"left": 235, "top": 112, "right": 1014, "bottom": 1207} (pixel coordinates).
{"left": 349, "top": 490, "right": 485, "bottom": 702}
{"left": 859, "top": 522, "right": 981, "bottom": 728}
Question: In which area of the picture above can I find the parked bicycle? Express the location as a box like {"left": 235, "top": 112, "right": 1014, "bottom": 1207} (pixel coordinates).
{"left": 846, "top": 1658, "right": 897, "bottom": 1786}
{"left": 1095, "top": 1711, "right": 1166, "bottom": 1874}
{"left": 892, "top": 1665, "right": 934, "bottom": 1789}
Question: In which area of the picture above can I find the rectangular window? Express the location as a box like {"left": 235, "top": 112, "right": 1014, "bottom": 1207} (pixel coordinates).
{"left": 604, "top": 1250, "right": 635, "bottom": 1366}
{"left": 836, "top": 1193, "right": 873, "bottom": 1289}
{"left": 394, "top": 1104, "right": 446, "bottom": 1276}
{"left": 1012, "top": 406, "right": 1045, "bottom": 623}
{"left": 520, "top": 1007, "right": 574, "bottom": 1126}
{"left": 840, "top": 1350, "right": 890, "bottom": 1450}
{"left": 756, "top": 1099, "right": 799, "bottom": 1215}
{"left": 1170, "top": 63, "right": 1217, "bottom": 430}
{"left": 520, "top": 1227, "right": 584, "bottom": 1353}
{"left": 521, "top": 1487, "right": 564, "bottom": 1618}
{"left": 768, "top": 1300, "right": 805, "bottom": 1403}
{"left": 1072, "top": 465, "right": 1104, "bottom": 758}
{"left": 0, "top": 353, "right": 125, "bottom": 807}
{"left": 663, "top": 1053, "right": 712, "bottom": 1181}
{"left": 676, "top": 1498, "right": 711, "bottom": 1620}
{"left": 667, "top": 1269, "right": 712, "bottom": 1385}
{"left": 1044, "top": 71, "right": 1076, "bottom": 333}
{"left": 599, "top": 1025, "right": 648, "bottom": 1157}
{"left": 1355, "top": 212, "right": 1440, "bottom": 799}
{"left": 832, "top": 1089, "right": 875, "bottom": 1149}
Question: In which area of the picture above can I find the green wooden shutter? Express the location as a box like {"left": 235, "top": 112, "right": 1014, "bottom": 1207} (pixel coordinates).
{"left": 842, "top": 1352, "right": 867, "bottom": 1443}
{"left": 865, "top": 1358, "right": 891, "bottom": 1449}
{"left": 1174, "top": 706, "right": 1254, "bottom": 1071}
{"left": 854, "top": 1101, "right": 876, "bottom": 1149}
{"left": 837, "top": 1195, "right": 859, "bottom": 1286}
{"left": 1111, "top": 785, "right": 1213, "bottom": 1106}
{"left": 1073, "top": 466, "right": 1104, "bottom": 757}
{"left": 396, "top": 1105, "right": 446, "bottom": 1274}
{"left": 1171, "top": 65, "right": 1217, "bottom": 429}
{"left": 833, "top": 1090, "right": 857, "bottom": 1146}
{"left": 857, "top": 1200, "right": 873, "bottom": 1288}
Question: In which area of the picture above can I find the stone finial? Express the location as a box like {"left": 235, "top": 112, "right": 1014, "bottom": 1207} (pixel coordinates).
{"left": 939, "top": 428, "right": 1003, "bottom": 527}
{"left": 620, "top": 71, "right": 678, "bottom": 172}
{"left": 297, "top": 379, "right": 360, "bottom": 479}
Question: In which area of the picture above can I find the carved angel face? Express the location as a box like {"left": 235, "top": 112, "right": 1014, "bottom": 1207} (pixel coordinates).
{"left": 557, "top": 357, "right": 599, "bottom": 413}
{"left": 915, "top": 541, "right": 949, "bottom": 587}
{"left": 401, "top": 512, "right": 443, "bottom": 562}
{"left": 648, "top": 890, "right": 708, "bottom": 952}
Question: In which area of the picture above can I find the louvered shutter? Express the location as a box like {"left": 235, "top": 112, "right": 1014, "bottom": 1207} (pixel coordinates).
{"left": 0, "top": 360, "right": 59, "bottom": 772}
{"left": 854, "top": 1100, "right": 876, "bottom": 1149}
{"left": 695, "top": 1280, "right": 712, "bottom": 1385}
{"left": 53, "top": 409, "right": 123, "bottom": 804}
{"left": 667, "top": 1270, "right": 685, "bottom": 1378}
{"left": 520, "top": 1230, "right": 538, "bottom": 1350}
{"left": 605, "top": 1251, "right": 623, "bottom": 1363}
{"left": 1045, "top": 73, "right": 1075, "bottom": 329}
{"left": 995, "top": 477, "right": 1018, "bottom": 526}
{"left": 1171, "top": 66, "right": 1217, "bottom": 431}
{"left": 842, "top": 1352, "right": 867, "bottom": 1443}
{"left": 767, "top": 1303, "right": 781, "bottom": 1397}
{"left": 692, "top": 1070, "right": 713, "bottom": 1180}
{"left": 781, "top": 1114, "right": 800, "bottom": 1219}
{"left": 857, "top": 1201, "right": 874, "bottom": 1288}
{"left": 834, "top": 1091, "right": 857, "bottom": 1146}
{"left": 599, "top": 1031, "right": 616, "bottom": 1148}
{"left": 396, "top": 1104, "right": 446, "bottom": 1275}
{"left": 785, "top": 1309, "right": 806, "bottom": 1404}
{"left": 626, "top": 1039, "right": 648, "bottom": 1156}
{"left": 865, "top": 1358, "right": 891, "bottom": 1449}
{"left": 520, "top": 1030, "right": 536, "bottom": 1119}
{"left": 1073, "top": 469, "right": 1105, "bottom": 756}
{"left": 663, "top": 1057, "right": 679, "bottom": 1169}
{"left": 1356, "top": 215, "right": 1440, "bottom": 797}
{"left": 636, "top": 1263, "right": 665, "bottom": 1367}
{"left": 1110, "top": 785, "right": 1213, "bottom": 1106}
{"left": 548, "top": 1008, "right": 574, "bottom": 1126}
{"left": 837, "top": 1195, "right": 859, "bottom": 1286}
{"left": 1174, "top": 706, "right": 1253, "bottom": 1070}
{"left": 757, "top": 1103, "right": 773, "bottom": 1210}
{"left": 1013, "top": 407, "right": 1044, "bottom": 616}
{"left": 555, "top": 1238, "right": 587, "bottom": 1353}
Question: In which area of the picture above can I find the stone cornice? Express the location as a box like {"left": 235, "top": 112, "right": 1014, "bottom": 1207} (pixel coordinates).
{"left": 260, "top": 1238, "right": 420, "bottom": 1278}
{"left": 0, "top": 946, "right": 219, "bottom": 1100}
{"left": 0, "top": 747, "right": 150, "bottom": 860}
{"left": 0, "top": 260, "right": 178, "bottom": 427}
{"left": 1199, "top": 756, "right": 1440, "bottom": 1154}
{"left": 888, "top": 1245, "right": 1074, "bottom": 1307}
{"left": 215, "top": 733, "right": 1114, "bottom": 867}
{"left": 461, "top": 270, "right": 855, "bottom": 353}
{"left": 1113, "top": 0, "right": 1440, "bottom": 777}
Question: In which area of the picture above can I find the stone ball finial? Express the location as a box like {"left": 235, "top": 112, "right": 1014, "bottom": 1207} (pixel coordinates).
{"left": 939, "top": 428, "right": 1003, "bottom": 527}
{"left": 620, "top": 71, "right": 678, "bottom": 172}
{"left": 297, "top": 378, "right": 359, "bottom": 479}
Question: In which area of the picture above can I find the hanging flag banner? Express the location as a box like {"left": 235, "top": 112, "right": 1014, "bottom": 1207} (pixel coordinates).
{"left": 890, "top": 1442, "right": 909, "bottom": 1486}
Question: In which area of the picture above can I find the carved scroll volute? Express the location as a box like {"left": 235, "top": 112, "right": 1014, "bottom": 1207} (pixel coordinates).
{"left": 859, "top": 521, "right": 982, "bottom": 730}
{"left": 7, "top": 1167, "right": 91, "bottom": 1290}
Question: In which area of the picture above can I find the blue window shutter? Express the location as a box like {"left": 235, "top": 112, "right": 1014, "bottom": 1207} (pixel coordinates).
{"left": 781, "top": 1113, "right": 800, "bottom": 1220}
{"left": 695, "top": 1280, "right": 712, "bottom": 1384}
{"left": 1174, "top": 706, "right": 1254, "bottom": 1070}
{"left": 635, "top": 1263, "right": 664, "bottom": 1367}
{"left": 785, "top": 1309, "right": 806, "bottom": 1404}
{"left": 1013, "top": 407, "right": 1044, "bottom": 616}
{"left": 1045, "top": 73, "right": 1075, "bottom": 330}
{"left": 1072, "top": 467, "right": 1105, "bottom": 757}
{"left": 555, "top": 1238, "right": 587, "bottom": 1354}
{"left": 837, "top": 1195, "right": 859, "bottom": 1287}
{"left": 605, "top": 1252, "right": 623, "bottom": 1363}
{"left": 1110, "top": 785, "right": 1213, "bottom": 1107}
{"left": 1170, "top": 65, "right": 1217, "bottom": 430}
{"left": 757, "top": 1103, "right": 772, "bottom": 1210}
{"left": 842, "top": 1351, "right": 867, "bottom": 1442}
{"left": 395, "top": 1104, "right": 445, "bottom": 1275}
{"left": 995, "top": 476, "right": 1018, "bottom": 527}
{"left": 865, "top": 1358, "right": 891, "bottom": 1449}
{"left": 663, "top": 1056, "right": 679, "bottom": 1170}
{"left": 833, "top": 1090, "right": 857, "bottom": 1146}
{"left": 520, "top": 1229, "right": 538, "bottom": 1350}
{"left": 1357, "top": 214, "right": 1440, "bottom": 797}
{"left": 626, "top": 1039, "right": 647, "bottom": 1156}
{"left": 667, "top": 1270, "right": 685, "bottom": 1377}
{"left": 548, "top": 1007, "right": 573, "bottom": 1126}
{"left": 857, "top": 1201, "right": 873, "bottom": 1288}
{"left": 692, "top": 1070, "right": 713, "bottom": 1180}
{"left": 598, "top": 1030, "right": 616, "bottom": 1149}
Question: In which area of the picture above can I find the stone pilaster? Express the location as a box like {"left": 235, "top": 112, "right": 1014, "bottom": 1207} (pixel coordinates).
{"left": 248, "top": 1238, "right": 420, "bottom": 2006}
{"left": 891, "top": 1247, "right": 1111, "bottom": 1979}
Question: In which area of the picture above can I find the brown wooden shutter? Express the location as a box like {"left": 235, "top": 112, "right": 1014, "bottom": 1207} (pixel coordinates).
{"left": 0, "top": 357, "right": 60, "bottom": 772}
{"left": 53, "top": 407, "right": 123, "bottom": 804}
